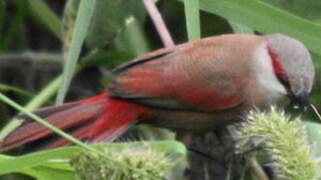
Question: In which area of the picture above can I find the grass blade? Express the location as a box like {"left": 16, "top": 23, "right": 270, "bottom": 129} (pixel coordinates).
{"left": 0, "top": 75, "right": 62, "bottom": 141}
{"left": 0, "top": 84, "right": 33, "bottom": 98}
{"left": 56, "top": 0, "right": 96, "bottom": 104}
{"left": 184, "top": 0, "right": 201, "bottom": 40}
{"left": 28, "top": 0, "right": 61, "bottom": 39}
{"left": 25, "top": 75, "right": 62, "bottom": 110}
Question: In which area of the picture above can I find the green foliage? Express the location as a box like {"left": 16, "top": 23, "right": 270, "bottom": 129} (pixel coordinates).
{"left": 306, "top": 121, "right": 321, "bottom": 157}
{"left": 0, "top": 84, "right": 33, "bottom": 99}
{"left": 0, "top": 92, "right": 168, "bottom": 179}
{"left": 184, "top": 0, "right": 200, "bottom": 40}
{"left": 0, "top": 141, "right": 186, "bottom": 180}
{"left": 0, "top": 1, "right": 27, "bottom": 51}
{"left": 1, "top": 0, "right": 321, "bottom": 179}
{"left": 27, "top": 0, "right": 62, "bottom": 39}
{"left": 113, "top": 17, "right": 150, "bottom": 56}
{"left": 57, "top": 0, "right": 152, "bottom": 104}
{"left": 0, "top": 2, "right": 5, "bottom": 37}
{"left": 262, "top": 0, "right": 321, "bottom": 23}
{"left": 85, "top": 0, "right": 149, "bottom": 49}
{"left": 62, "top": 0, "right": 80, "bottom": 51}
{"left": 197, "top": 0, "right": 321, "bottom": 57}
{"left": 80, "top": 51, "right": 135, "bottom": 68}
{"left": 237, "top": 107, "right": 318, "bottom": 180}
{"left": 63, "top": 0, "right": 149, "bottom": 50}
{"left": 228, "top": 21, "right": 254, "bottom": 34}
{"left": 56, "top": 0, "right": 97, "bottom": 104}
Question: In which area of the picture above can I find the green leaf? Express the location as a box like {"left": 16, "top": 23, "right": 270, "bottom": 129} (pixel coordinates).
{"left": 0, "top": 154, "right": 12, "bottom": 160}
{"left": 113, "top": 17, "right": 150, "bottom": 56}
{"left": 0, "top": 154, "right": 75, "bottom": 179}
{"left": 1, "top": 0, "right": 27, "bottom": 51}
{"left": 305, "top": 121, "right": 321, "bottom": 157}
{"left": 184, "top": 0, "right": 201, "bottom": 40}
{"left": 0, "top": 1, "right": 6, "bottom": 37}
{"left": 56, "top": 0, "right": 96, "bottom": 104}
{"left": 27, "top": 0, "right": 62, "bottom": 39}
{"left": 262, "top": 0, "right": 321, "bottom": 24}
{"left": 228, "top": 20, "right": 254, "bottom": 34}
{"left": 0, "top": 147, "right": 79, "bottom": 175}
{"left": 195, "top": 0, "right": 321, "bottom": 57}
{"left": 21, "top": 166, "right": 75, "bottom": 180}
{"left": 0, "top": 84, "right": 33, "bottom": 99}
{"left": 0, "top": 141, "right": 186, "bottom": 179}
{"left": 63, "top": 0, "right": 148, "bottom": 49}
{"left": 81, "top": 51, "right": 135, "bottom": 68}
{"left": 61, "top": 0, "right": 80, "bottom": 54}
{"left": 86, "top": 0, "right": 148, "bottom": 49}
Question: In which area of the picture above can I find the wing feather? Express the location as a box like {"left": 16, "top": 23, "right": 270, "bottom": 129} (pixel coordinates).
{"left": 110, "top": 36, "right": 255, "bottom": 112}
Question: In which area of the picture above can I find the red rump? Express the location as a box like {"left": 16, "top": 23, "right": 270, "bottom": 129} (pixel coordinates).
{"left": 88, "top": 93, "right": 148, "bottom": 142}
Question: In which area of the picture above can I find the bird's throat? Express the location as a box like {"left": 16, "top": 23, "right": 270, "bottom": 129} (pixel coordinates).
{"left": 253, "top": 44, "right": 287, "bottom": 104}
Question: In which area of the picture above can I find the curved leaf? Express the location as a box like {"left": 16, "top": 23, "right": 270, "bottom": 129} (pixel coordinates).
{"left": 197, "top": 0, "right": 321, "bottom": 56}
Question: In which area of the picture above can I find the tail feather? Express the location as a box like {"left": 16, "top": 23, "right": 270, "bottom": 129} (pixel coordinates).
{"left": 38, "top": 124, "right": 94, "bottom": 150}
{"left": 89, "top": 97, "right": 148, "bottom": 142}
{"left": 0, "top": 93, "right": 149, "bottom": 152}
{"left": 91, "top": 118, "right": 136, "bottom": 143}
{"left": 0, "top": 101, "right": 105, "bottom": 152}
{"left": 16, "top": 101, "right": 82, "bottom": 121}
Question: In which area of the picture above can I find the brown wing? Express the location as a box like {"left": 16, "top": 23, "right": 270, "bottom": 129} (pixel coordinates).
{"left": 110, "top": 35, "right": 262, "bottom": 112}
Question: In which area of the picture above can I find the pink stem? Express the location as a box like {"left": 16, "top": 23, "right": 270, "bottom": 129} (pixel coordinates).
{"left": 143, "top": 0, "right": 175, "bottom": 48}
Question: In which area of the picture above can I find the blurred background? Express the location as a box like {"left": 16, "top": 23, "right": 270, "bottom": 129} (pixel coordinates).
{"left": 0, "top": 0, "right": 321, "bottom": 179}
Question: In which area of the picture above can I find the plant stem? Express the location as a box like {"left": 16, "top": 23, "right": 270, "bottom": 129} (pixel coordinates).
{"left": 25, "top": 75, "right": 62, "bottom": 110}
{"left": 142, "top": 0, "right": 175, "bottom": 48}
{"left": 249, "top": 157, "right": 270, "bottom": 180}
{"left": 56, "top": 0, "right": 96, "bottom": 104}
{"left": 310, "top": 104, "right": 321, "bottom": 121}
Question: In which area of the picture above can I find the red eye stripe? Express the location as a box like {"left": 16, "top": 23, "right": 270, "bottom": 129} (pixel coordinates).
{"left": 267, "top": 45, "right": 291, "bottom": 90}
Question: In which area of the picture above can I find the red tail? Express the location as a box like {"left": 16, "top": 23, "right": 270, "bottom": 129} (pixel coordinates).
{"left": 0, "top": 92, "right": 148, "bottom": 152}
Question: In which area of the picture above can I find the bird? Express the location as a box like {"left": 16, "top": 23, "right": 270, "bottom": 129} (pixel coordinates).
{"left": 0, "top": 33, "right": 315, "bottom": 152}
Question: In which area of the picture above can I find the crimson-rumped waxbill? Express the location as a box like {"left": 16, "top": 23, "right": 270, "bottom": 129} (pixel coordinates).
{"left": 0, "top": 34, "right": 315, "bottom": 151}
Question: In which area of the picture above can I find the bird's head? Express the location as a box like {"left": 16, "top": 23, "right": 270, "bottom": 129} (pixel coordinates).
{"left": 265, "top": 34, "right": 315, "bottom": 112}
